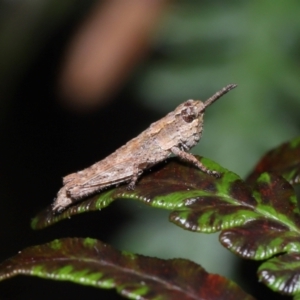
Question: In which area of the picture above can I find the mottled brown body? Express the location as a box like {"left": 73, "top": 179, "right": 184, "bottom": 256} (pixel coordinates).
{"left": 53, "top": 84, "right": 237, "bottom": 212}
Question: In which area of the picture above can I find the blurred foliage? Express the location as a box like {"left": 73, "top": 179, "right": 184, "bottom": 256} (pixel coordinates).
{"left": 135, "top": 0, "right": 300, "bottom": 176}
{"left": 1, "top": 0, "right": 300, "bottom": 175}
{"left": 0, "top": 0, "right": 93, "bottom": 116}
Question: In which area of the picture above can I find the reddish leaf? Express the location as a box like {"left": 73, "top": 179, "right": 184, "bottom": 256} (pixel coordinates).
{"left": 220, "top": 219, "right": 300, "bottom": 259}
{"left": 219, "top": 173, "right": 300, "bottom": 259}
{"left": 247, "top": 136, "right": 300, "bottom": 186}
{"left": 258, "top": 253, "right": 300, "bottom": 295}
{"left": 33, "top": 159, "right": 300, "bottom": 260}
{"left": 253, "top": 172, "right": 300, "bottom": 229}
{"left": 32, "top": 156, "right": 245, "bottom": 229}
{"left": 29, "top": 151, "right": 300, "bottom": 297}
{"left": 0, "top": 238, "right": 255, "bottom": 300}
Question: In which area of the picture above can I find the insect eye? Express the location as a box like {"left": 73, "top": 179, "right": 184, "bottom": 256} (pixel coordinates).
{"left": 181, "top": 106, "right": 197, "bottom": 123}
{"left": 184, "top": 100, "right": 193, "bottom": 107}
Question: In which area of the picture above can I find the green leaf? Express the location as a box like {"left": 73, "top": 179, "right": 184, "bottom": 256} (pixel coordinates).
{"left": 220, "top": 219, "right": 300, "bottom": 260}
{"left": 169, "top": 177, "right": 258, "bottom": 233}
{"left": 253, "top": 172, "right": 300, "bottom": 230}
{"left": 258, "top": 253, "right": 300, "bottom": 296}
{"left": 0, "top": 238, "right": 255, "bottom": 300}
{"left": 34, "top": 157, "right": 300, "bottom": 259}
{"left": 30, "top": 154, "right": 300, "bottom": 297}
{"left": 247, "top": 136, "right": 300, "bottom": 186}
{"left": 219, "top": 172, "right": 300, "bottom": 260}
{"left": 32, "top": 156, "right": 245, "bottom": 229}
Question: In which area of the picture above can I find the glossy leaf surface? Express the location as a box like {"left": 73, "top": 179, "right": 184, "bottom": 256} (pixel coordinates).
{"left": 29, "top": 145, "right": 300, "bottom": 298}
{"left": 246, "top": 136, "right": 300, "bottom": 186}
{"left": 219, "top": 172, "right": 300, "bottom": 259}
{"left": 0, "top": 238, "right": 255, "bottom": 300}
{"left": 32, "top": 156, "right": 242, "bottom": 229}
{"left": 33, "top": 157, "right": 300, "bottom": 260}
{"left": 258, "top": 253, "right": 300, "bottom": 295}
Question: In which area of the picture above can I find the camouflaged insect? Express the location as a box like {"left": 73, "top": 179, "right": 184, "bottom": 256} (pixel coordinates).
{"left": 52, "top": 84, "right": 237, "bottom": 212}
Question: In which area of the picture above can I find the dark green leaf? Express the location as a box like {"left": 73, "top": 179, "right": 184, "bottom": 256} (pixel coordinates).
{"left": 33, "top": 158, "right": 300, "bottom": 260}
{"left": 0, "top": 238, "right": 255, "bottom": 300}
{"left": 33, "top": 156, "right": 245, "bottom": 229}
{"left": 258, "top": 253, "right": 300, "bottom": 296}
{"left": 30, "top": 154, "right": 300, "bottom": 297}
{"left": 220, "top": 219, "right": 300, "bottom": 260}
{"left": 219, "top": 172, "right": 300, "bottom": 259}
{"left": 169, "top": 178, "right": 258, "bottom": 233}
{"left": 246, "top": 136, "right": 300, "bottom": 186}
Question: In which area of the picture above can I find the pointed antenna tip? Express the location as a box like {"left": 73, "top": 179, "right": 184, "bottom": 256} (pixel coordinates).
{"left": 203, "top": 83, "right": 238, "bottom": 109}
{"left": 226, "top": 83, "right": 238, "bottom": 91}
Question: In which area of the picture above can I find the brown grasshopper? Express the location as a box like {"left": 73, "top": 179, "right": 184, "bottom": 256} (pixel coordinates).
{"left": 52, "top": 84, "right": 237, "bottom": 212}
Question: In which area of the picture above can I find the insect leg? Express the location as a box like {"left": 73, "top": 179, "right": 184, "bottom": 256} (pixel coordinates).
{"left": 170, "top": 146, "right": 220, "bottom": 177}
{"left": 127, "top": 165, "right": 143, "bottom": 190}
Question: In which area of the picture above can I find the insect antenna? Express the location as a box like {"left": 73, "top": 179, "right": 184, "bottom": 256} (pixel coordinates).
{"left": 203, "top": 83, "right": 237, "bottom": 110}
